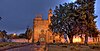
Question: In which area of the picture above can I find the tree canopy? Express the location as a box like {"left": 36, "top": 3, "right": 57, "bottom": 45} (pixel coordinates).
{"left": 25, "top": 27, "right": 33, "bottom": 42}
{"left": 49, "top": 0, "right": 99, "bottom": 43}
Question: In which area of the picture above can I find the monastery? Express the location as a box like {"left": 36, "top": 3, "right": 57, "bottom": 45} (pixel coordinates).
{"left": 33, "top": 9, "right": 55, "bottom": 43}
{"left": 31, "top": 9, "right": 100, "bottom": 43}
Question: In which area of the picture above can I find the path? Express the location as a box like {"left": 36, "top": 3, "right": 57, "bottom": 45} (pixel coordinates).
{"left": 5, "top": 44, "right": 46, "bottom": 51}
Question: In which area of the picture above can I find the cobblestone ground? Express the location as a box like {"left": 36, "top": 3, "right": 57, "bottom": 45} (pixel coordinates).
{"left": 48, "top": 45, "right": 100, "bottom": 51}
{"left": 5, "top": 44, "right": 46, "bottom": 51}
{"left": 4, "top": 44, "right": 100, "bottom": 51}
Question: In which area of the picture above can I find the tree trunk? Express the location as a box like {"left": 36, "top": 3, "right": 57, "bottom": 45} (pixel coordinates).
{"left": 80, "top": 36, "right": 84, "bottom": 43}
{"left": 93, "top": 37, "right": 95, "bottom": 42}
{"left": 32, "top": 38, "right": 34, "bottom": 43}
{"left": 80, "top": 34, "right": 84, "bottom": 43}
{"left": 28, "top": 39, "right": 29, "bottom": 43}
{"left": 68, "top": 35, "right": 73, "bottom": 43}
{"left": 84, "top": 34, "right": 88, "bottom": 44}
{"left": 63, "top": 34, "right": 68, "bottom": 43}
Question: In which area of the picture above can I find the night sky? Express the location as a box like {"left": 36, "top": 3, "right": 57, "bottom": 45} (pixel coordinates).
{"left": 0, "top": 0, "right": 100, "bottom": 34}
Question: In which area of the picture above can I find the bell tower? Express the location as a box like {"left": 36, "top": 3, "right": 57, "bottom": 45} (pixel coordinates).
{"left": 48, "top": 8, "right": 53, "bottom": 23}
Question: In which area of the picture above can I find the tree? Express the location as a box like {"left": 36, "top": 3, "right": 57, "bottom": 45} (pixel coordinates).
{"left": 8, "top": 33, "right": 18, "bottom": 39}
{"left": 76, "top": 0, "right": 99, "bottom": 44}
{"left": 50, "top": 0, "right": 98, "bottom": 44}
{"left": 25, "top": 27, "right": 33, "bottom": 42}
{"left": 19, "top": 33, "right": 27, "bottom": 38}
{"left": 0, "top": 30, "right": 8, "bottom": 42}
{"left": 0, "top": 30, "right": 7, "bottom": 38}
{"left": 49, "top": 3, "right": 79, "bottom": 43}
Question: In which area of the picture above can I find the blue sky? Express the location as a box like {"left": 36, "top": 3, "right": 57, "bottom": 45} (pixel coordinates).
{"left": 0, "top": 0, "right": 100, "bottom": 34}
{"left": 95, "top": 0, "right": 100, "bottom": 30}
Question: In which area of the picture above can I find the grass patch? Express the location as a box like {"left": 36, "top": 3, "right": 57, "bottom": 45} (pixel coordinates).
{"left": 88, "top": 43, "right": 100, "bottom": 49}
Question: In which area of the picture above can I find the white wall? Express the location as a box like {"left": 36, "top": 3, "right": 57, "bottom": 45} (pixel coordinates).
{"left": 11, "top": 39, "right": 28, "bottom": 43}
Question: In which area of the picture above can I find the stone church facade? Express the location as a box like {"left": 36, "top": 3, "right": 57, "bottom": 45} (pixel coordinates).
{"left": 33, "top": 9, "right": 54, "bottom": 43}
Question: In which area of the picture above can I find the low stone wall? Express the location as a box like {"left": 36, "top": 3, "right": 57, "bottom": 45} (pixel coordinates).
{"left": 11, "top": 39, "right": 28, "bottom": 43}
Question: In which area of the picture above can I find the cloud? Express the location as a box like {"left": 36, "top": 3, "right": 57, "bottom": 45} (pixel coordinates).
{"left": 0, "top": 0, "right": 99, "bottom": 33}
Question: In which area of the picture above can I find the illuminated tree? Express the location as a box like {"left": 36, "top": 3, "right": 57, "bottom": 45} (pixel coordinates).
{"left": 49, "top": 3, "right": 79, "bottom": 43}
{"left": 50, "top": 0, "right": 98, "bottom": 44}
{"left": 76, "top": 0, "right": 99, "bottom": 44}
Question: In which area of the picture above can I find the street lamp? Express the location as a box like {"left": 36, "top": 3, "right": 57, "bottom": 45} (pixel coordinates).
{"left": 13, "top": 33, "right": 16, "bottom": 36}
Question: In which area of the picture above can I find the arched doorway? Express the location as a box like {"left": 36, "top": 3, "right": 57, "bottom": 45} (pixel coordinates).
{"left": 39, "top": 34, "right": 46, "bottom": 42}
{"left": 39, "top": 30, "right": 46, "bottom": 45}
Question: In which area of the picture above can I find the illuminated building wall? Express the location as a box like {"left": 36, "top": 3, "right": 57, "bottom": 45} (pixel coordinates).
{"left": 33, "top": 9, "right": 53, "bottom": 43}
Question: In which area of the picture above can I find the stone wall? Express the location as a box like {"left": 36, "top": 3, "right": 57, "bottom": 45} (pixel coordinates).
{"left": 11, "top": 39, "right": 28, "bottom": 43}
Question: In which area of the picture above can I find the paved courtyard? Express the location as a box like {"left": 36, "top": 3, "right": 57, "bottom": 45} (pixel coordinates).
{"left": 2, "top": 44, "right": 100, "bottom": 51}
{"left": 5, "top": 44, "right": 34, "bottom": 51}
{"left": 5, "top": 44, "right": 46, "bottom": 51}
{"left": 48, "top": 45, "right": 100, "bottom": 51}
